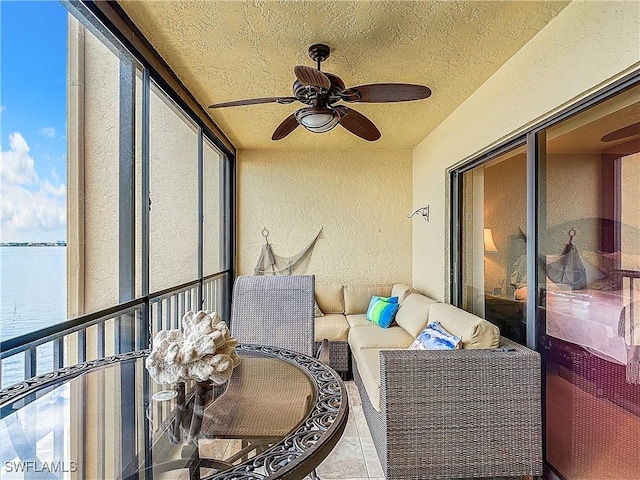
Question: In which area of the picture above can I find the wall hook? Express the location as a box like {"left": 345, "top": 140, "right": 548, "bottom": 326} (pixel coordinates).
{"left": 407, "top": 206, "right": 429, "bottom": 222}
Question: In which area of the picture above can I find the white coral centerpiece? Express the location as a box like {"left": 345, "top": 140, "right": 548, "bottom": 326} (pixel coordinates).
{"left": 145, "top": 310, "right": 240, "bottom": 385}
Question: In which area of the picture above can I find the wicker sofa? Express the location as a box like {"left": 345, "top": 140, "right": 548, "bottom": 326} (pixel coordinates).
{"left": 313, "top": 283, "right": 542, "bottom": 480}
{"left": 313, "top": 283, "right": 409, "bottom": 377}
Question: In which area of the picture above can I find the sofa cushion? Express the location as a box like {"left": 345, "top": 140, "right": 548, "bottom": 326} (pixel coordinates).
{"left": 315, "top": 285, "right": 345, "bottom": 314}
{"left": 391, "top": 283, "right": 415, "bottom": 304}
{"left": 352, "top": 347, "right": 385, "bottom": 412}
{"left": 348, "top": 325, "right": 414, "bottom": 352}
{"left": 314, "top": 313, "right": 350, "bottom": 342}
{"left": 366, "top": 296, "right": 400, "bottom": 328}
{"left": 314, "top": 300, "right": 324, "bottom": 317}
{"left": 408, "top": 321, "right": 461, "bottom": 350}
{"left": 429, "top": 303, "right": 500, "bottom": 349}
{"left": 344, "top": 284, "right": 392, "bottom": 315}
{"left": 346, "top": 314, "right": 373, "bottom": 328}
{"left": 394, "top": 293, "right": 439, "bottom": 338}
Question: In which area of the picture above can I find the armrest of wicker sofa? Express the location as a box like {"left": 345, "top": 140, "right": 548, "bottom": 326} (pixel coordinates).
{"left": 378, "top": 337, "right": 542, "bottom": 479}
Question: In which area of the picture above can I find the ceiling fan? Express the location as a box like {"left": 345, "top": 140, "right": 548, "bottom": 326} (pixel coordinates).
{"left": 207, "top": 44, "right": 432, "bottom": 141}
{"left": 601, "top": 121, "right": 640, "bottom": 142}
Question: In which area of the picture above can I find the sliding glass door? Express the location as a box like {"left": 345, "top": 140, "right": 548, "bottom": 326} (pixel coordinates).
{"left": 453, "top": 80, "right": 640, "bottom": 479}
{"left": 458, "top": 146, "right": 528, "bottom": 344}
{"left": 540, "top": 83, "right": 640, "bottom": 480}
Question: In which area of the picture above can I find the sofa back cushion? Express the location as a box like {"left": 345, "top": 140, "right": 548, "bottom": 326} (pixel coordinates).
{"left": 391, "top": 283, "right": 415, "bottom": 304}
{"left": 395, "top": 293, "right": 439, "bottom": 338}
{"left": 315, "top": 285, "right": 345, "bottom": 314}
{"left": 344, "top": 284, "right": 392, "bottom": 315}
{"left": 429, "top": 303, "right": 500, "bottom": 349}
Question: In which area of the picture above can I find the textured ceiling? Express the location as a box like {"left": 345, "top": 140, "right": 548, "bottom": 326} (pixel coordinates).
{"left": 548, "top": 88, "right": 640, "bottom": 154}
{"left": 118, "top": 0, "right": 570, "bottom": 151}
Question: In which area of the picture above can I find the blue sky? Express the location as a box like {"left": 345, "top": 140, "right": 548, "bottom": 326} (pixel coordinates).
{"left": 1, "top": 1, "right": 68, "bottom": 242}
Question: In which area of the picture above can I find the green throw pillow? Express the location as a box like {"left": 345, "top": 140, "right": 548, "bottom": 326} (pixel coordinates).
{"left": 366, "top": 296, "right": 400, "bottom": 328}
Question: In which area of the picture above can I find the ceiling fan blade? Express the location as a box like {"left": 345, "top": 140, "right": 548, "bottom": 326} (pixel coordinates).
{"left": 601, "top": 121, "right": 640, "bottom": 142}
{"left": 294, "top": 65, "right": 331, "bottom": 90}
{"left": 323, "top": 72, "right": 346, "bottom": 92}
{"left": 341, "top": 83, "right": 432, "bottom": 103}
{"left": 208, "top": 97, "right": 297, "bottom": 108}
{"left": 272, "top": 113, "right": 300, "bottom": 140}
{"left": 337, "top": 106, "right": 381, "bottom": 141}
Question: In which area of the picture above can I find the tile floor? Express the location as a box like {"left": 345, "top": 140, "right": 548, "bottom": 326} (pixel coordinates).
{"left": 306, "top": 380, "right": 384, "bottom": 480}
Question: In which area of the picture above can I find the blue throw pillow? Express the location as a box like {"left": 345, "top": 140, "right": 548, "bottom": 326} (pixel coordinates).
{"left": 408, "top": 321, "right": 461, "bottom": 350}
{"left": 366, "top": 296, "right": 400, "bottom": 328}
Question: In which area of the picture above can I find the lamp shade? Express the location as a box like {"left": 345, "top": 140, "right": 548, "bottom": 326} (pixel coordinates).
{"left": 484, "top": 228, "right": 498, "bottom": 253}
{"left": 295, "top": 107, "right": 340, "bottom": 133}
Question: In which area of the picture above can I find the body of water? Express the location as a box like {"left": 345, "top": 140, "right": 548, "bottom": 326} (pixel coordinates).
{"left": 1, "top": 246, "right": 67, "bottom": 388}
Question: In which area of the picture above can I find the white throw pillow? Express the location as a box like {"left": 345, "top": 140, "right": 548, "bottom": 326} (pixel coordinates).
{"left": 408, "top": 321, "right": 461, "bottom": 350}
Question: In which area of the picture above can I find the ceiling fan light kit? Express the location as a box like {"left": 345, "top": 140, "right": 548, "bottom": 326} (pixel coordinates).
{"left": 208, "top": 43, "right": 432, "bottom": 141}
{"left": 295, "top": 107, "right": 340, "bottom": 133}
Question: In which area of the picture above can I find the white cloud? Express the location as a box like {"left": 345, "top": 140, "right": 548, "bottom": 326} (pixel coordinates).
{"left": 1, "top": 184, "right": 66, "bottom": 230}
{"left": 1, "top": 132, "right": 39, "bottom": 185}
{"left": 1, "top": 132, "right": 66, "bottom": 242}
{"left": 50, "top": 168, "right": 61, "bottom": 184}
{"left": 39, "top": 127, "right": 56, "bottom": 139}
{"left": 41, "top": 178, "right": 66, "bottom": 197}
{"left": 0, "top": 105, "right": 5, "bottom": 113}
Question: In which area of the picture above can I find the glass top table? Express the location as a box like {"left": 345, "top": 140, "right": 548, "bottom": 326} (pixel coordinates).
{"left": 0, "top": 344, "right": 349, "bottom": 479}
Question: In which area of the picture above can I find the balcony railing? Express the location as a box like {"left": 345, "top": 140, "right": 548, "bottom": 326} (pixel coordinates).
{"left": 0, "top": 272, "right": 230, "bottom": 390}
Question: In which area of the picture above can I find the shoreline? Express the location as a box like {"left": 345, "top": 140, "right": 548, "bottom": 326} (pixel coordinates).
{"left": 1, "top": 243, "right": 67, "bottom": 247}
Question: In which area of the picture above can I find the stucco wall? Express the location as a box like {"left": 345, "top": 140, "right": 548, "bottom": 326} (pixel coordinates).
{"left": 148, "top": 87, "right": 200, "bottom": 293}
{"left": 237, "top": 149, "right": 412, "bottom": 286}
{"left": 73, "top": 23, "right": 122, "bottom": 314}
{"left": 69, "top": 20, "right": 214, "bottom": 318}
{"left": 412, "top": 0, "right": 640, "bottom": 301}
{"left": 622, "top": 152, "right": 640, "bottom": 268}
{"left": 542, "top": 153, "right": 602, "bottom": 255}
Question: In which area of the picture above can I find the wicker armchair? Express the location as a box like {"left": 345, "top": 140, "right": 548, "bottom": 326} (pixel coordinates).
{"left": 230, "top": 274, "right": 317, "bottom": 356}
{"left": 191, "top": 274, "right": 328, "bottom": 477}
{"left": 353, "top": 337, "right": 542, "bottom": 480}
